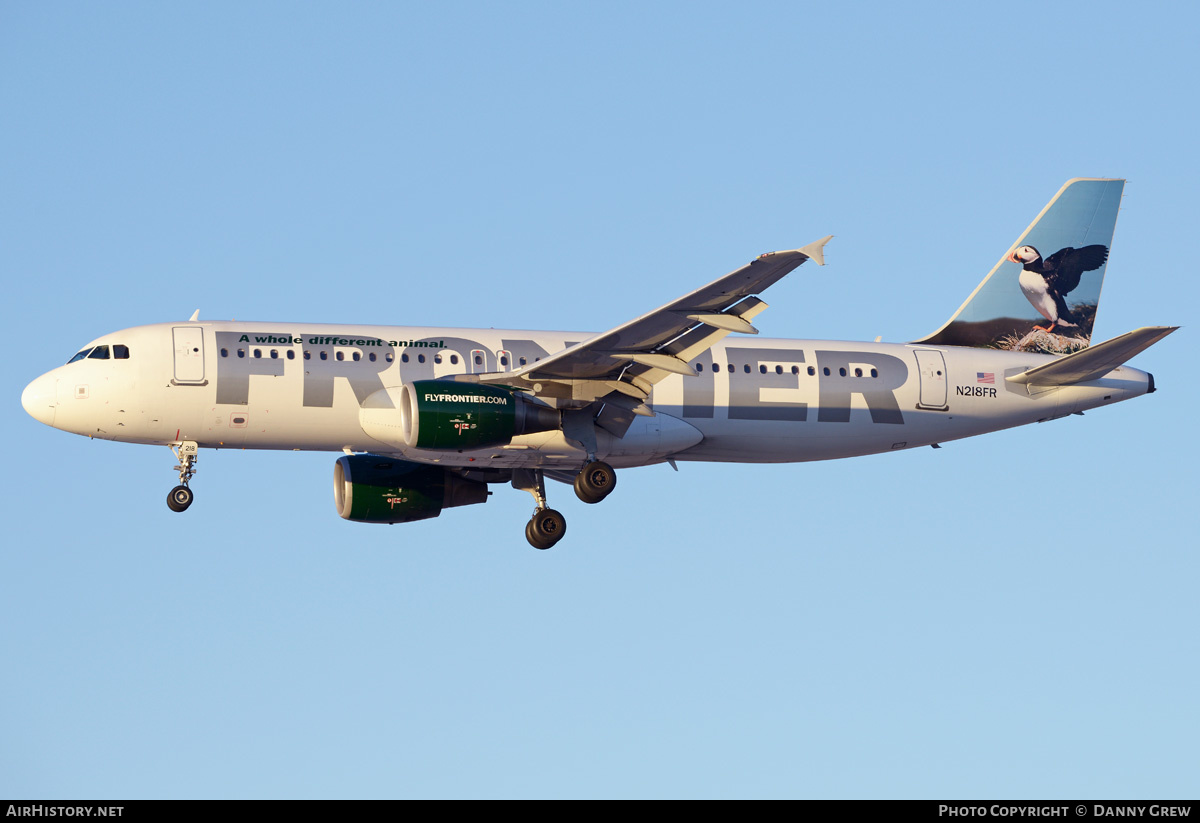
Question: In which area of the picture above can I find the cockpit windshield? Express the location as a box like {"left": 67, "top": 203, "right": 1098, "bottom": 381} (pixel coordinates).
{"left": 66, "top": 343, "right": 129, "bottom": 364}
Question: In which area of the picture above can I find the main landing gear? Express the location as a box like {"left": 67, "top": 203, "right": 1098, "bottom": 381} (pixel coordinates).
{"left": 512, "top": 469, "right": 566, "bottom": 550}
{"left": 166, "top": 441, "right": 198, "bottom": 513}
{"left": 512, "top": 460, "right": 617, "bottom": 550}
{"left": 573, "top": 460, "right": 617, "bottom": 504}
{"left": 526, "top": 508, "right": 567, "bottom": 551}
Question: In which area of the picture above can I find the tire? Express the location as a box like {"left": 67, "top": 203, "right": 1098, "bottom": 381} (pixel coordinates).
{"left": 528, "top": 508, "right": 566, "bottom": 548}
{"left": 573, "top": 461, "right": 616, "bottom": 504}
{"left": 167, "top": 485, "right": 194, "bottom": 512}
{"left": 526, "top": 519, "right": 552, "bottom": 550}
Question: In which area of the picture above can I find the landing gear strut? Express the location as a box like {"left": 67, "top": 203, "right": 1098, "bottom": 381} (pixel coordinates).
{"left": 512, "top": 468, "right": 567, "bottom": 550}
{"left": 573, "top": 460, "right": 616, "bottom": 504}
{"left": 167, "top": 441, "right": 198, "bottom": 513}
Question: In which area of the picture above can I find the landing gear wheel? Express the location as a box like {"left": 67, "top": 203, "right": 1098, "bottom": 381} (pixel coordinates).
{"left": 167, "top": 484, "right": 194, "bottom": 512}
{"left": 526, "top": 508, "right": 567, "bottom": 549}
{"left": 574, "top": 460, "right": 617, "bottom": 504}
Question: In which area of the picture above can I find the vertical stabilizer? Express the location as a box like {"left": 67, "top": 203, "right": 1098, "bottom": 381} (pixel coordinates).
{"left": 914, "top": 178, "right": 1124, "bottom": 352}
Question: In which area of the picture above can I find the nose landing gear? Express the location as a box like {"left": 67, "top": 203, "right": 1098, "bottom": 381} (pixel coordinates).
{"left": 166, "top": 441, "right": 198, "bottom": 513}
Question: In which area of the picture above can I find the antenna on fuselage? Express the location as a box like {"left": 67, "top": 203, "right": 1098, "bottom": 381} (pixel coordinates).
{"left": 188, "top": 310, "right": 199, "bottom": 322}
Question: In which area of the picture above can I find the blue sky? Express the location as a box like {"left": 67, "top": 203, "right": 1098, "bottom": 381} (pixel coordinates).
{"left": 3, "top": 1, "right": 1197, "bottom": 799}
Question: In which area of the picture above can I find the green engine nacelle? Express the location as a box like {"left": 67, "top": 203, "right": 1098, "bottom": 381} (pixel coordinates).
{"left": 399, "top": 380, "right": 558, "bottom": 450}
{"left": 333, "top": 455, "right": 488, "bottom": 524}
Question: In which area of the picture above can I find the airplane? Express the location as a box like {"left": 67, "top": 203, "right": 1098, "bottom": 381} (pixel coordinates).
{"left": 20, "top": 178, "right": 1177, "bottom": 549}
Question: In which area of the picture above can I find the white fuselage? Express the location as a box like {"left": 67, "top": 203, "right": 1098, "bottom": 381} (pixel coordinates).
{"left": 22, "top": 320, "right": 1153, "bottom": 471}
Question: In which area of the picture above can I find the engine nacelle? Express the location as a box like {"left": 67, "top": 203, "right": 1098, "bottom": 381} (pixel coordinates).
{"left": 333, "top": 455, "right": 488, "bottom": 524}
{"left": 398, "top": 380, "right": 558, "bottom": 450}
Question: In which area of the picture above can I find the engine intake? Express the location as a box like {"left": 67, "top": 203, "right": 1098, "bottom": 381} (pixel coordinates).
{"left": 334, "top": 455, "right": 488, "bottom": 524}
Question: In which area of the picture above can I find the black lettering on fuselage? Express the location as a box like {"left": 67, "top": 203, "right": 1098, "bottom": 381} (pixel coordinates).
{"left": 682, "top": 350, "right": 715, "bottom": 418}
{"left": 500, "top": 338, "right": 580, "bottom": 371}
{"left": 212, "top": 332, "right": 909, "bottom": 426}
{"left": 216, "top": 333, "right": 564, "bottom": 407}
{"left": 816, "top": 350, "right": 907, "bottom": 424}
{"left": 215, "top": 332, "right": 285, "bottom": 405}
{"left": 955, "top": 385, "right": 997, "bottom": 398}
{"left": 303, "top": 343, "right": 394, "bottom": 407}
{"left": 305, "top": 335, "right": 495, "bottom": 407}
{"left": 726, "top": 346, "right": 807, "bottom": 421}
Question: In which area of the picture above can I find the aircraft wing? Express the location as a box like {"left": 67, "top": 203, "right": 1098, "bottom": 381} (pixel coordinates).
{"left": 475, "top": 237, "right": 832, "bottom": 411}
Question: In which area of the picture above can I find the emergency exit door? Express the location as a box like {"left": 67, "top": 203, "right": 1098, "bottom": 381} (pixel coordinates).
{"left": 914, "top": 349, "right": 948, "bottom": 410}
{"left": 172, "top": 327, "right": 206, "bottom": 384}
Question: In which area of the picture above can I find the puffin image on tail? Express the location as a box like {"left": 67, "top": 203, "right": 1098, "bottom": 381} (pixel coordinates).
{"left": 1008, "top": 244, "right": 1109, "bottom": 334}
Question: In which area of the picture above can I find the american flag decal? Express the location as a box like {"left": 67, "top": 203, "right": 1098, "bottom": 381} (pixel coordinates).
{"left": 977, "top": 372, "right": 994, "bottom": 384}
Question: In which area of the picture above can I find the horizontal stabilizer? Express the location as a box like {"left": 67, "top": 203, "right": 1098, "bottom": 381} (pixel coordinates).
{"left": 1006, "top": 326, "right": 1178, "bottom": 386}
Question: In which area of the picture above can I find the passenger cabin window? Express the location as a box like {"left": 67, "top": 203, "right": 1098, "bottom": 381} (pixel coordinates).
{"left": 499, "top": 356, "right": 508, "bottom": 367}
{"left": 450, "top": 354, "right": 458, "bottom": 365}
{"left": 434, "top": 354, "right": 442, "bottom": 364}
{"left": 386, "top": 353, "right": 394, "bottom": 363}
{"left": 221, "top": 348, "right": 229, "bottom": 358}
{"left": 303, "top": 351, "right": 311, "bottom": 360}
{"left": 519, "top": 357, "right": 527, "bottom": 366}
{"left": 88, "top": 345, "right": 110, "bottom": 360}
{"left": 114, "top": 345, "right": 130, "bottom": 359}
{"left": 808, "top": 366, "right": 816, "bottom": 376}
{"left": 475, "top": 355, "right": 483, "bottom": 366}
{"left": 743, "top": 364, "right": 751, "bottom": 373}
{"left": 238, "top": 349, "right": 246, "bottom": 358}
{"left": 287, "top": 350, "right": 295, "bottom": 360}
{"left": 368, "top": 352, "right": 376, "bottom": 362}
{"left": 352, "top": 352, "right": 360, "bottom": 362}
{"left": 418, "top": 354, "right": 426, "bottom": 363}
{"left": 401, "top": 353, "right": 409, "bottom": 363}
{"left": 336, "top": 351, "right": 344, "bottom": 361}
{"left": 270, "top": 349, "right": 279, "bottom": 359}
{"left": 320, "top": 351, "right": 328, "bottom": 361}
{"left": 253, "top": 349, "right": 262, "bottom": 358}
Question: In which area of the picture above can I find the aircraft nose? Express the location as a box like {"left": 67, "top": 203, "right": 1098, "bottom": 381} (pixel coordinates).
{"left": 21, "top": 373, "right": 57, "bottom": 427}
